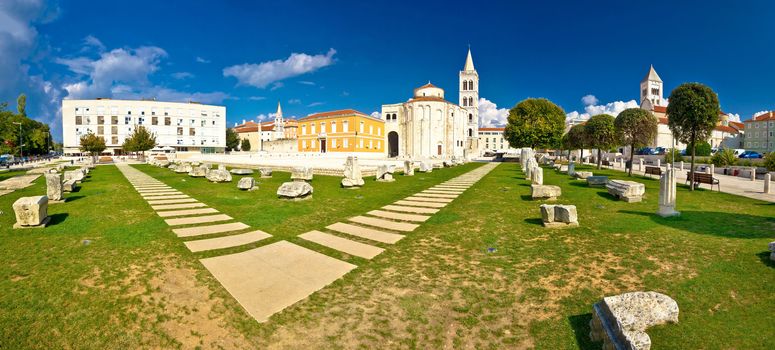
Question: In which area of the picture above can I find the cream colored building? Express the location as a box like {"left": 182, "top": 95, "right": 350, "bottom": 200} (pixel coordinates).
{"left": 62, "top": 98, "right": 226, "bottom": 155}
{"left": 381, "top": 48, "right": 480, "bottom": 159}
{"left": 479, "top": 127, "right": 518, "bottom": 152}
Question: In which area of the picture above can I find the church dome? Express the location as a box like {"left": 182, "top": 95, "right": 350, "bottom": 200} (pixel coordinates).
{"left": 413, "top": 82, "right": 444, "bottom": 99}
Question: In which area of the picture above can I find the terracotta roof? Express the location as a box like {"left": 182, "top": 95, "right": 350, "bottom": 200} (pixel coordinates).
{"left": 729, "top": 121, "right": 744, "bottom": 130}
{"left": 714, "top": 125, "right": 738, "bottom": 134}
{"left": 479, "top": 127, "right": 504, "bottom": 131}
{"left": 298, "top": 109, "right": 378, "bottom": 122}
{"left": 409, "top": 96, "right": 449, "bottom": 103}
{"left": 653, "top": 106, "right": 667, "bottom": 113}
{"left": 234, "top": 120, "right": 276, "bottom": 133}
{"left": 750, "top": 111, "right": 775, "bottom": 122}
{"left": 414, "top": 82, "right": 439, "bottom": 91}
{"left": 658, "top": 117, "right": 669, "bottom": 125}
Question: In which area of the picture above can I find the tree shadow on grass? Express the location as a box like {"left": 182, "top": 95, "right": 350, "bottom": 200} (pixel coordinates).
{"left": 520, "top": 194, "right": 533, "bottom": 201}
{"left": 65, "top": 195, "right": 85, "bottom": 202}
{"left": 568, "top": 313, "right": 598, "bottom": 350}
{"left": 757, "top": 251, "right": 775, "bottom": 268}
{"left": 619, "top": 210, "right": 775, "bottom": 239}
{"left": 595, "top": 191, "right": 619, "bottom": 201}
{"left": 568, "top": 181, "right": 591, "bottom": 188}
{"left": 523, "top": 217, "right": 544, "bottom": 226}
{"left": 48, "top": 213, "right": 69, "bottom": 226}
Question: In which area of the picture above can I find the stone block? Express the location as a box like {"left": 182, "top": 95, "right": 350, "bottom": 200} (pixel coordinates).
{"left": 277, "top": 181, "right": 313, "bottom": 200}
{"left": 230, "top": 168, "right": 254, "bottom": 175}
{"left": 45, "top": 173, "right": 63, "bottom": 202}
{"left": 63, "top": 179, "right": 78, "bottom": 192}
{"left": 587, "top": 176, "right": 608, "bottom": 187}
{"left": 539, "top": 204, "right": 578, "bottom": 227}
{"left": 259, "top": 167, "right": 273, "bottom": 178}
{"left": 291, "top": 166, "right": 313, "bottom": 181}
{"left": 589, "top": 291, "right": 679, "bottom": 350}
{"left": 403, "top": 160, "right": 415, "bottom": 176}
{"left": 13, "top": 195, "right": 49, "bottom": 228}
{"left": 575, "top": 171, "right": 593, "bottom": 179}
{"left": 607, "top": 180, "right": 646, "bottom": 202}
{"left": 531, "top": 184, "right": 561, "bottom": 200}
{"left": 237, "top": 177, "right": 257, "bottom": 191}
{"left": 419, "top": 162, "right": 433, "bottom": 173}
{"left": 188, "top": 166, "right": 207, "bottom": 177}
{"left": 341, "top": 156, "right": 364, "bottom": 188}
{"left": 175, "top": 163, "right": 193, "bottom": 173}
{"left": 376, "top": 164, "right": 395, "bottom": 182}
{"left": 206, "top": 168, "right": 232, "bottom": 182}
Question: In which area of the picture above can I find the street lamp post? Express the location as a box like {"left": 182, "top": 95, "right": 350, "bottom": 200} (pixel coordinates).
{"left": 12, "top": 122, "right": 22, "bottom": 159}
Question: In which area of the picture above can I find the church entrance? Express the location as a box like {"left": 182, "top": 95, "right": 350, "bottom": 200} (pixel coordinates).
{"left": 388, "top": 131, "right": 399, "bottom": 157}
{"left": 320, "top": 139, "right": 327, "bottom": 153}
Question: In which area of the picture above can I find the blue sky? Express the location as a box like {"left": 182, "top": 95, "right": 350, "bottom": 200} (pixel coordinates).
{"left": 2, "top": 0, "right": 775, "bottom": 141}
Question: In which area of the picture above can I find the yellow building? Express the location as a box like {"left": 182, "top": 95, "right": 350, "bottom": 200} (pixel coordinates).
{"left": 298, "top": 109, "right": 385, "bottom": 153}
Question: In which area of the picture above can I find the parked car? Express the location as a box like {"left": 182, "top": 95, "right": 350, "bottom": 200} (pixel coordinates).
{"left": 739, "top": 151, "right": 763, "bottom": 159}
{"left": 731, "top": 149, "right": 746, "bottom": 156}
{"left": 654, "top": 147, "right": 667, "bottom": 155}
{"left": 636, "top": 147, "right": 659, "bottom": 155}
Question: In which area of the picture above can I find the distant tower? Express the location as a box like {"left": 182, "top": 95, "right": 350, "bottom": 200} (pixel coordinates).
{"left": 460, "top": 48, "right": 479, "bottom": 142}
{"left": 640, "top": 65, "right": 665, "bottom": 107}
{"left": 274, "top": 101, "right": 284, "bottom": 134}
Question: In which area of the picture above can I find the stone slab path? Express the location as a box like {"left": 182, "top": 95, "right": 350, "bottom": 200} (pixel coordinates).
{"left": 116, "top": 162, "right": 499, "bottom": 325}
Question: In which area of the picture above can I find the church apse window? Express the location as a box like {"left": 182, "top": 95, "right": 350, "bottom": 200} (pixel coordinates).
{"left": 651, "top": 88, "right": 659, "bottom": 95}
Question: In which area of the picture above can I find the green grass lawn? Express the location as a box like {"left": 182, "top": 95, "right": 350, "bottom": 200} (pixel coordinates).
{"left": 0, "top": 162, "right": 773, "bottom": 349}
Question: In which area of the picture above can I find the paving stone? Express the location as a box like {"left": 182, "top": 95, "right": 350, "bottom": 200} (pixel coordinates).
{"left": 433, "top": 185, "right": 469, "bottom": 189}
{"left": 299, "top": 230, "right": 384, "bottom": 259}
{"left": 157, "top": 208, "right": 219, "bottom": 217}
{"left": 326, "top": 222, "right": 404, "bottom": 244}
{"left": 394, "top": 200, "right": 447, "bottom": 208}
{"left": 367, "top": 210, "right": 430, "bottom": 222}
{"left": 415, "top": 192, "right": 458, "bottom": 199}
{"left": 349, "top": 215, "right": 419, "bottom": 232}
{"left": 424, "top": 189, "right": 464, "bottom": 194}
{"left": 141, "top": 192, "right": 184, "bottom": 197}
{"left": 404, "top": 196, "right": 454, "bottom": 203}
{"left": 382, "top": 205, "right": 440, "bottom": 214}
{"left": 143, "top": 194, "right": 190, "bottom": 200}
{"left": 165, "top": 214, "right": 233, "bottom": 226}
{"left": 200, "top": 241, "right": 356, "bottom": 323}
{"left": 184, "top": 230, "right": 272, "bottom": 252}
{"left": 173, "top": 222, "right": 250, "bottom": 237}
{"left": 152, "top": 202, "right": 208, "bottom": 210}
{"left": 147, "top": 198, "right": 198, "bottom": 205}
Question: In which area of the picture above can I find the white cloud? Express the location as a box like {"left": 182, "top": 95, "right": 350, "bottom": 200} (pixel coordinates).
{"left": 726, "top": 113, "right": 741, "bottom": 123}
{"left": 288, "top": 98, "right": 301, "bottom": 105}
{"left": 307, "top": 102, "right": 324, "bottom": 107}
{"left": 255, "top": 112, "right": 277, "bottom": 121}
{"left": 270, "top": 82, "right": 283, "bottom": 91}
{"left": 370, "top": 111, "right": 381, "bottom": 119}
{"left": 223, "top": 48, "right": 336, "bottom": 88}
{"left": 171, "top": 71, "right": 194, "bottom": 80}
{"left": 57, "top": 40, "right": 228, "bottom": 104}
{"left": 195, "top": 56, "right": 210, "bottom": 63}
{"left": 581, "top": 94, "right": 598, "bottom": 106}
{"left": 478, "top": 97, "right": 509, "bottom": 127}
{"left": 82, "top": 35, "right": 105, "bottom": 52}
{"left": 249, "top": 96, "right": 266, "bottom": 101}
{"left": 753, "top": 110, "right": 769, "bottom": 118}
{"left": 299, "top": 80, "right": 315, "bottom": 85}
{"left": 565, "top": 95, "right": 639, "bottom": 122}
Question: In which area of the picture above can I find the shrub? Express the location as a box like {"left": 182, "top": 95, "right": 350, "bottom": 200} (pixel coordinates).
{"left": 711, "top": 148, "right": 737, "bottom": 167}
{"left": 663, "top": 148, "right": 684, "bottom": 164}
{"left": 694, "top": 141, "right": 712, "bottom": 156}
{"left": 764, "top": 152, "right": 775, "bottom": 171}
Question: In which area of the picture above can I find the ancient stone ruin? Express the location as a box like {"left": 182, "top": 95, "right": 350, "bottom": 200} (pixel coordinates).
{"left": 530, "top": 166, "right": 543, "bottom": 185}
{"left": 419, "top": 162, "right": 433, "bottom": 173}
{"left": 607, "top": 180, "right": 646, "bottom": 202}
{"left": 45, "top": 173, "right": 64, "bottom": 203}
{"left": 574, "top": 171, "right": 593, "bottom": 179}
{"left": 341, "top": 156, "right": 364, "bottom": 188}
{"left": 376, "top": 164, "right": 395, "bottom": 182}
{"left": 531, "top": 184, "right": 561, "bottom": 200}
{"left": 237, "top": 177, "right": 257, "bottom": 191}
{"left": 259, "top": 167, "right": 273, "bottom": 178}
{"left": 587, "top": 175, "right": 608, "bottom": 187}
{"left": 403, "top": 160, "right": 415, "bottom": 176}
{"left": 13, "top": 195, "right": 50, "bottom": 228}
{"left": 206, "top": 165, "right": 233, "bottom": 182}
{"left": 277, "top": 181, "right": 313, "bottom": 200}
{"left": 291, "top": 166, "right": 313, "bottom": 182}
{"left": 539, "top": 204, "right": 578, "bottom": 227}
{"left": 175, "top": 163, "right": 193, "bottom": 173}
{"left": 590, "top": 291, "right": 679, "bottom": 350}
{"left": 188, "top": 165, "right": 208, "bottom": 177}
{"left": 769, "top": 241, "right": 775, "bottom": 261}
{"left": 657, "top": 167, "right": 679, "bottom": 217}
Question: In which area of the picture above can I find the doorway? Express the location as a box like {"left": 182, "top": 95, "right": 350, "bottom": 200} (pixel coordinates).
{"left": 320, "top": 139, "right": 327, "bottom": 153}
{"left": 388, "top": 131, "right": 399, "bottom": 157}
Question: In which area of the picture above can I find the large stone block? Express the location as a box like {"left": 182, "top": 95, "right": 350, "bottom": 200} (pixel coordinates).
{"left": 175, "top": 163, "right": 193, "bottom": 173}
{"left": 341, "top": 156, "right": 364, "bottom": 188}
{"left": 63, "top": 179, "right": 78, "bottom": 192}
{"left": 230, "top": 168, "right": 254, "bottom": 175}
{"left": 589, "top": 291, "right": 679, "bottom": 350}
{"left": 206, "top": 168, "right": 233, "bottom": 182}
{"left": 291, "top": 166, "right": 313, "bottom": 181}
{"left": 376, "top": 164, "right": 395, "bottom": 182}
{"left": 607, "top": 180, "right": 646, "bottom": 202}
{"left": 769, "top": 241, "right": 775, "bottom": 261}
{"left": 237, "top": 177, "right": 257, "bottom": 191}
{"left": 539, "top": 204, "right": 578, "bottom": 228}
{"left": 403, "top": 160, "right": 415, "bottom": 176}
{"left": 188, "top": 166, "right": 207, "bottom": 177}
{"left": 587, "top": 176, "right": 608, "bottom": 187}
{"left": 45, "top": 173, "right": 63, "bottom": 202}
{"left": 259, "top": 167, "right": 273, "bottom": 178}
{"left": 419, "top": 162, "right": 433, "bottom": 173}
{"left": 277, "top": 181, "right": 313, "bottom": 200}
{"left": 64, "top": 170, "right": 84, "bottom": 182}
{"left": 575, "top": 171, "right": 593, "bottom": 179}
{"left": 13, "top": 195, "right": 49, "bottom": 228}
{"left": 531, "top": 184, "right": 561, "bottom": 200}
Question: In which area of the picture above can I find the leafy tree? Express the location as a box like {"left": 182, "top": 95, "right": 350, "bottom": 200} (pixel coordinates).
{"left": 694, "top": 141, "right": 712, "bottom": 156}
{"left": 241, "top": 138, "right": 251, "bottom": 152}
{"left": 763, "top": 152, "right": 775, "bottom": 171}
{"left": 585, "top": 114, "right": 618, "bottom": 169}
{"left": 563, "top": 124, "right": 588, "bottom": 161}
{"left": 615, "top": 108, "right": 658, "bottom": 176}
{"left": 123, "top": 126, "right": 157, "bottom": 161}
{"left": 225, "top": 128, "right": 240, "bottom": 151}
{"left": 711, "top": 148, "right": 737, "bottom": 167}
{"left": 79, "top": 132, "right": 106, "bottom": 159}
{"left": 0, "top": 95, "right": 51, "bottom": 156}
{"left": 503, "top": 98, "right": 566, "bottom": 149}
{"left": 17, "top": 94, "right": 27, "bottom": 116}
{"left": 667, "top": 83, "right": 720, "bottom": 190}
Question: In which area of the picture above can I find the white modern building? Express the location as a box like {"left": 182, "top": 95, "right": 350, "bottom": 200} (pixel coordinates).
{"left": 62, "top": 99, "right": 226, "bottom": 155}
{"left": 380, "top": 48, "right": 481, "bottom": 159}
{"left": 479, "top": 127, "right": 518, "bottom": 153}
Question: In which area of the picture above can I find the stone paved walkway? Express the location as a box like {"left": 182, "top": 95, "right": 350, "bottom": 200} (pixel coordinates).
{"left": 116, "top": 162, "right": 499, "bottom": 324}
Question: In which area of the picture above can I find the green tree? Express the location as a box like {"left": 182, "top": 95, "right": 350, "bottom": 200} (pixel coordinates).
{"left": 123, "top": 126, "right": 157, "bottom": 161}
{"left": 79, "top": 132, "right": 106, "bottom": 159}
{"left": 503, "top": 98, "right": 566, "bottom": 149}
{"left": 663, "top": 148, "right": 684, "bottom": 164}
{"left": 241, "top": 138, "right": 251, "bottom": 152}
{"left": 711, "top": 148, "right": 737, "bottom": 167}
{"left": 695, "top": 141, "right": 712, "bottom": 156}
{"left": 585, "top": 114, "right": 618, "bottom": 169}
{"left": 615, "top": 108, "right": 658, "bottom": 176}
{"left": 763, "top": 152, "right": 775, "bottom": 171}
{"left": 225, "top": 128, "right": 240, "bottom": 151}
{"left": 563, "top": 124, "right": 588, "bottom": 161}
{"left": 17, "top": 94, "right": 27, "bottom": 116}
{"left": 667, "top": 83, "right": 720, "bottom": 190}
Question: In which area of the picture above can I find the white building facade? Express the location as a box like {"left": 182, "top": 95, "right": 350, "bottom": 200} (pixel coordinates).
{"left": 380, "top": 49, "right": 481, "bottom": 159}
{"left": 62, "top": 99, "right": 226, "bottom": 155}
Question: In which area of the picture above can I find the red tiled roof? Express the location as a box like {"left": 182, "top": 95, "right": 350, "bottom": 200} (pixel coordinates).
{"left": 729, "top": 121, "right": 744, "bottom": 130}
{"left": 751, "top": 111, "right": 775, "bottom": 122}
{"left": 714, "top": 125, "right": 738, "bottom": 134}
{"left": 653, "top": 106, "right": 667, "bottom": 113}
{"left": 479, "top": 127, "right": 504, "bottom": 131}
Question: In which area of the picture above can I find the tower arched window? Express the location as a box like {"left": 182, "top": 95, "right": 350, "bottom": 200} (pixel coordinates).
{"left": 468, "top": 128, "right": 473, "bottom": 137}
{"left": 468, "top": 113, "right": 473, "bottom": 123}
{"left": 468, "top": 97, "right": 474, "bottom": 106}
{"left": 469, "top": 80, "right": 474, "bottom": 90}
{"left": 463, "top": 81, "right": 468, "bottom": 90}
{"left": 462, "top": 99, "right": 467, "bottom": 107}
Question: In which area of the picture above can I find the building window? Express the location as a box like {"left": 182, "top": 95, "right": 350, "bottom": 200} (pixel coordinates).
{"left": 165, "top": 117, "right": 171, "bottom": 126}
{"left": 111, "top": 126, "right": 118, "bottom": 134}
{"left": 344, "top": 138, "right": 349, "bottom": 147}
{"left": 360, "top": 121, "right": 364, "bottom": 133}
{"left": 97, "top": 116, "right": 105, "bottom": 124}
{"left": 468, "top": 129, "right": 473, "bottom": 137}
{"left": 303, "top": 140, "right": 307, "bottom": 148}
{"left": 463, "top": 81, "right": 468, "bottom": 90}
{"left": 331, "top": 139, "right": 336, "bottom": 148}
{"left": 369, "top": 125, "right": 373, "bottom": 135}
{"left": 189, "top": 128, "right": 195, "bottom": 136}
{"left": 463, "top": 99, "right": 467, "bottom": 107}
{"left": 468, "top": 114, "right": 473, "bottom": 123}
{"left": 331, "top": 121, "right": 336, "bottom": 133}
{"left": 177, "top": 127, "right": 183, "bottom": 136}
{"left": 111, "top": 116, "right": 118, "bottom": 125}
{"left": 125, "top": 117, "right": 131, "bottom": 125}
{"left": 343, "top": 121, "right": 349, "bottom": 131}
{"left": 75, "top": 116, "right": 83, "bottom": 125}
{"left": 311, "top": 124, "right": 316, "bottom": 134}
{"left": 97, "top": 126, "right": 104, "bottom": 135}
{"left": 111, "top": 136, "right": 118, "bottom": 145}
{"left": 359, "top": 139, "right": 364, "bottom": 148}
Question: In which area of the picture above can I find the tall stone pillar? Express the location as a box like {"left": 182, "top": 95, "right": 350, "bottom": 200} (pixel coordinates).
{"left": 765, "top": 173, "right": 772, "bottom": 194}
{"left": 658, "top": 167, "right": 679, "bottom": 217}
{"left": 45, "top": 173, "right": 64, "bottom": 203}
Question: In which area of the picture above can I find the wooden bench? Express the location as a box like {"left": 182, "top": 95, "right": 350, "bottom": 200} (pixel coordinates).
{"left": 601, "top": 160, "right": 611, "bottom": 167}
{"left": 645, "top": 166, "right": 662, "bottom": 178}
{"left": 686, "top": 172, "right": 719, "bottom": 191}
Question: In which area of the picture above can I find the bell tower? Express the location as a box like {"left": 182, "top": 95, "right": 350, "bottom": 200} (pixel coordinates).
{"left": 640, "top": 65, "right": 665, "bottom": 107}
{"left": 459, "top": 47, "right": 479, "bottom": 152}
